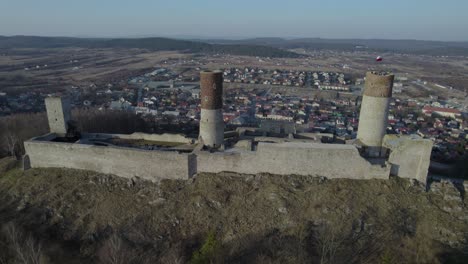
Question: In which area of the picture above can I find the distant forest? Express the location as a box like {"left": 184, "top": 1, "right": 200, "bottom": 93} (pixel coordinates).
{"left": 204, "top": 37, "right": 468, "bottom": 56}
{"left": 0, "top": 36, "right": 301, "bottom": 58}
{"left": 1, "top": 36, "right": 468, "bottom": 57}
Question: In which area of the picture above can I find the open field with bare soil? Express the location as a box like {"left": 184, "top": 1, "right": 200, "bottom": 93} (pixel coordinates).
{"left": 1, "top": 47, "right": 467, "bottom": 107}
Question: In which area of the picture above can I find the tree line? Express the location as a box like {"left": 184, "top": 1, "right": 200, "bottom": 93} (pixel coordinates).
{"left": 0, "top": 109, "right": 148, "bottom": 159}
{"left": 0, "top": 36, "right": 301, "bottom": 58}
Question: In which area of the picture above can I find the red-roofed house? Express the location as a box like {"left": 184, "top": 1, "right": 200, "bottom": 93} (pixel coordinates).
{"left": 422, "top": 106, "right": 461, "bottom": 119}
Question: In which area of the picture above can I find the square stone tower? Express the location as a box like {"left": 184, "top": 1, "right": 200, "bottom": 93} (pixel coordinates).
{"left": 45, "top": 97, "right": 71, "bottom": 135}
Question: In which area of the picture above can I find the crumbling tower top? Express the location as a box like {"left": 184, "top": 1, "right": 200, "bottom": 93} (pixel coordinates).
{"left": 363, "top": 71, "right": 394, "bottom": 98}
{"left": 357, "top": 71, "right": 395, "bottom": 157}
{"left": 200, "top": 70, "right": 223, "bottom": 110}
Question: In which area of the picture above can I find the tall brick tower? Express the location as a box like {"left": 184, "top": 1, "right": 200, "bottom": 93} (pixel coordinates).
{"left": 199, "top": 70, "right": 224, "bottom": 149}
{"left": 357, "top": 71, "right": 394, "bottom": 157}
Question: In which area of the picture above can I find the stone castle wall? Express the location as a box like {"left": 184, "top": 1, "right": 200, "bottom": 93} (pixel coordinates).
{"left": 24, "top": 139, "right": 195, "bottom": 181}
{"left": 197, "top": 142, "right": 390, "bottom": 179}
{"left": 383, "top": 135, "right": 433, "bottom": 183}
{"left": 25, "top": 138, "right": 390, "bottom": 181}
{"left": 25, "top": 135, "right": 432, "bottom": 182}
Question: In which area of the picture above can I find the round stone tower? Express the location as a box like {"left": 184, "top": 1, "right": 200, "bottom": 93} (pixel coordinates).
{"left": 357, "top": 71, "right": 394, "bottom": 157}
{"left": 199, "top": 70, "right": 224, "bottom": 149}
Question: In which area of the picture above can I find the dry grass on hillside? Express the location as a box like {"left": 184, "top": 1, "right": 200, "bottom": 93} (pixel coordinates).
{"left": 0, "top": 163, "right": 467, "bottom": 263}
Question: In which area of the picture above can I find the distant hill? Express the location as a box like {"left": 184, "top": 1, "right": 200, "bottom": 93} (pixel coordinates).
{"left": 4, "top": 35, "right": 466, "bottom": 57}
{"left": 0, "top": 36, "right": 300, "bottom": 58}
{"left": 203, "top": 37, "right": 468, "bottom": 56}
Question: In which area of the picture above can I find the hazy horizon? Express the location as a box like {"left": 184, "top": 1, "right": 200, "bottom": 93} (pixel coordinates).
{"left": 1, "top": 0, "right": 467, "bottom": 42}
{"left": 2, "top": 34, "right": 468, "bottom": 43}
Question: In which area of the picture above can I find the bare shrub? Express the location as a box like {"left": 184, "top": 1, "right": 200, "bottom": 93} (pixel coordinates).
{"left": 97, "top": 234, "right": 145, "bottom": 264}
{"left": 1, "top": 222, "right": 46, "bottom": 264}
{"left": 0, "top": 113, "right": 48, "bottom": 158}
{"left": 253, "top": 254, "right": 273, "bottom": 264}
{"left": 398, "top": 220, "right": 441, "bottom": 264}
{"left": 313, "top": 218, "right": 352, "bottom": 264}
{"left": 159, "top": 244, "right": 186, "bottom": 264}
{"left": 1, "top": 130, "right": 18, "bottom": 157}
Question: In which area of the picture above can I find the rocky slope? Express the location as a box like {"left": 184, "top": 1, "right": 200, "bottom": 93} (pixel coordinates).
{"left": 0, "top": 159, "right": 467, "bottom": 263}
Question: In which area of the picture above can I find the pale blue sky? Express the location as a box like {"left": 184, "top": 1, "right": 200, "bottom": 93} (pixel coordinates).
{"left": 1, "top": 0, "right": 467, "bottom": 41}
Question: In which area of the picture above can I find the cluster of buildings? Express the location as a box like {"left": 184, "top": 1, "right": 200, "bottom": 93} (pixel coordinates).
{"left": 419, "top": 105, "right": 465, "bottom": 163}
{"left": 0, "top": 91, "right": 47, "bottom": 115}
{"left": 222, "top": 67, "right": 307, "bottom": 86}
{"left": 1, "top": 67, "right": 466, "bottom": 168}
{"left": 221, "top": 67, "right": 350, "bottom": 89}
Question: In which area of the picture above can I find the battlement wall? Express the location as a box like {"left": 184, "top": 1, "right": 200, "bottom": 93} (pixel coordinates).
{"left": 24, "top": 139, "right": 195, "bottom": 181}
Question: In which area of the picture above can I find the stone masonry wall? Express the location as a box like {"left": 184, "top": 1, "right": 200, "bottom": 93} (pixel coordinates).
{"left": 383, "top": 135, "right": 433, "bottom": 183}
{"left": 45, "top": 97, "right": 71, "bottom": 135}
{"left": 24, "top": 140, "right": 194, "bottom": 181}
{"left": 25, "top": 138, "right": 398, "bottom": 181}
{"left": 197, "top": 142, "right": 390, "bottom": 179}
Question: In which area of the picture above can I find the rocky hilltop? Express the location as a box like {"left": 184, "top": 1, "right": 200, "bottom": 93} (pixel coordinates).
{"left": 0, "top": 158, "right": 467, "bottom": 263}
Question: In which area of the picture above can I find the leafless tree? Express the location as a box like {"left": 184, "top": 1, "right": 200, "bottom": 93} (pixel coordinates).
{"left": 73, "top": 108, "right": 145, "bottom": 134}
{"left": 2, "top": 222, "right": 45, "bottom": 264}
{"left": 0, "top": 112, "right": 48, "bottom": 158}
{"left": 314, "top": 219, "right": 351, "bottom": 264}
{"left": 2, "top": 131, "right": 18, "bottom": 157}
{"left": 98, "top": 234, "right": 139, "bottom": 264}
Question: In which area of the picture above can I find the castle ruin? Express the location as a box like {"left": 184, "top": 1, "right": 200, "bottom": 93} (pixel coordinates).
{"left": 357, "top": 72, "right": 394, "bottom": 157}
{"left": 24, "top": 71, "right": 433, "bottom": 183}
{"left": 45, "top": 97, "right": 71, "bottom": 135}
